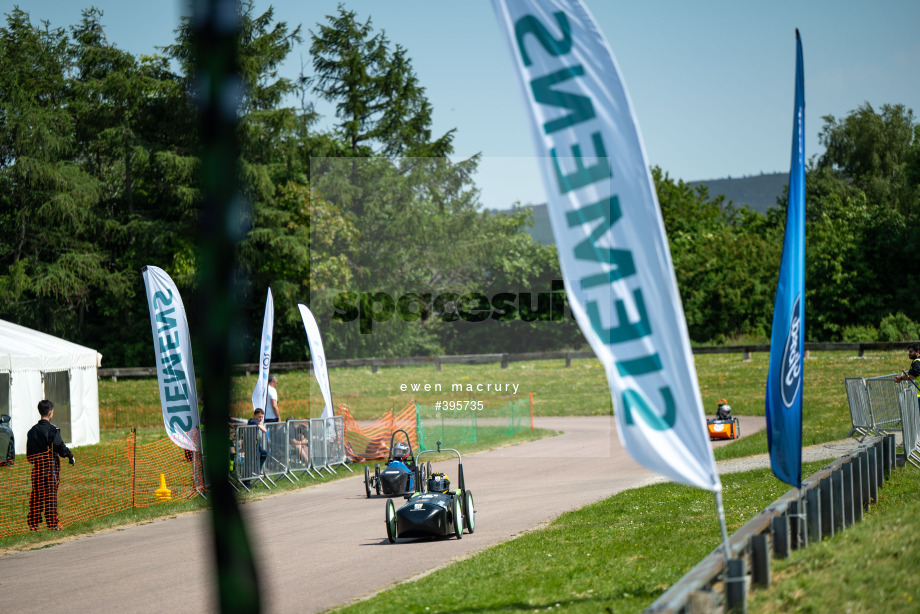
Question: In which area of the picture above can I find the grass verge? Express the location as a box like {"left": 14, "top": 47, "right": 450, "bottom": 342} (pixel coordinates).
{"left": 748, "top": 462, "right": 920, "bottom": 613}
{"left": 335, "top": 458, "right": 919, "bottom": 613}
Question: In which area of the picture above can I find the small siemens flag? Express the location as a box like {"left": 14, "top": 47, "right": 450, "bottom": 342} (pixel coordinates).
{"left": 766, "top": 30, "right": 805, "bottom": 489}
{"left": 492, "top": 0, "right": 719, "bottom": 491}
{"left": 298, "top": 303, "right": 334, "bottom": 420}
{"left": 251, "top": 287, "right": 274, "bottom": 412}
{"left": 142, "top": 265, "right": 201, "bottom": 451}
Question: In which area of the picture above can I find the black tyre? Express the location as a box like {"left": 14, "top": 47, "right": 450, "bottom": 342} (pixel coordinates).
{"left": 364, "top": 466, "right": 371, "bottom": 498}
{"left": 426, "top": 461, "right": 432, "bottom": 477}
{"left": 0, "top": 441, "right": 12, "bottom": 467}
{"left": 375, "top": 464, "right": 381, "bottom": 496}
{"left": 386, "top": 499, "right": 397, "bottom": 543}
{"left": 734, "top": 418, "right": 741, "bottom": 440}
{"left": 453, "top": 497, "right": 463, "bottom": 539}
{"left": 420, "top": 463, "right": 428, "bottom": 493}
{"left": 463, "top": 490, "right": 475, "bottom": 534}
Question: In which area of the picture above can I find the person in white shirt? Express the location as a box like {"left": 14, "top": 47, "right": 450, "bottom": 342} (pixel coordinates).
{"left": 265, "top": 374, "right": 280, "bottom": 423}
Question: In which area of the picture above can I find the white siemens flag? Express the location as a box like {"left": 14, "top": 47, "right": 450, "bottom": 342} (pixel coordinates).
{"left": 298, "top": 303, "right": 334, "bottom": 419}
{"left": 142, "top": 265, "right": 201, "bottom": 451}
{"left": 493, "top": 0, "right": 719, "bottom": 491}
{"left": 251, "top": 287, "right": 274, "bottom": 412}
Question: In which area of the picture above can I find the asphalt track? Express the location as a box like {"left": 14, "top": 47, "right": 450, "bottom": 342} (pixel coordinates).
{"left": 0, "top": 415, "right": 765, "bottom": 613}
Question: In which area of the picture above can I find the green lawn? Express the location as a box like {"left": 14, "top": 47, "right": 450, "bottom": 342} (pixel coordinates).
{"left": 98, "top": 348, "right": 903, "bottom": 431}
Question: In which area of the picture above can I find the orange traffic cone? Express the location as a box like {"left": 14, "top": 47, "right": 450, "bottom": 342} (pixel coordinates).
{"left": 155, "top": 473, "right": 172, "bottom": 502}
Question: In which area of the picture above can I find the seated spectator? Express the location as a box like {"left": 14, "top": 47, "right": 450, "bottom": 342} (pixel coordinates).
{"left": 290, "top": 423, "right": 310, "bottom": 464}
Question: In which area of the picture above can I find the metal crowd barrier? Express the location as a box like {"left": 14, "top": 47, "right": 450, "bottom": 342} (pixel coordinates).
{"left": 233, "top": 424, "right": 271, "bottom": 491}
{"left": 844, "top": 377, "right": 874, "bottom": 439}
{"left": 864, "top": 375, "right": 903, "bottom": 432}
{"left": 309, "top": 418, "right": 332, "bottom": 474}
{"left": 845, "top": 375, "right": 907, "bottom": 439}
{"left": 231, "top": 417, "right": 353, "bottom": 487}
{"left": 900, "top": 387, "right": 920, "bottom": 468}
{"left": 328, "top": 416, "right": 352, "bottom": 473}
{"left": 264, "top": 421, "right": 294, "bottom": 485}
{"left": 646, "top": 435, "right": 896, "bottom": 613}
{"left": 288, "top": 419, "right": 316, "bottom": 479}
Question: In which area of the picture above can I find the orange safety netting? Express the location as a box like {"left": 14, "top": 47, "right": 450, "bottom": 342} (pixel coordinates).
{"left": 338, "top": 402, "right": 418, "bottom": 462}
{"left": 0, "top": 433, "right": 204, "bottom": 539}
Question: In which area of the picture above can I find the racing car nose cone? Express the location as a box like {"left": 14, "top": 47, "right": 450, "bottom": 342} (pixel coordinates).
{"left": 396, "top": 503, "right": 444, "bottom": 538}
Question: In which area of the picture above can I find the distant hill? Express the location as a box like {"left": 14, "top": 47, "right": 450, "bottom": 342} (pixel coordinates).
{"left": 505, "top": 172, "right": 788, "bottom": 245}
{"left": 689, "top": 172, "right": 788, "bottom": 214}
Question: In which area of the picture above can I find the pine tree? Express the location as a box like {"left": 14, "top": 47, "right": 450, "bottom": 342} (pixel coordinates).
{"left": 0, "top": 9, "right": 120, "bottom": 337}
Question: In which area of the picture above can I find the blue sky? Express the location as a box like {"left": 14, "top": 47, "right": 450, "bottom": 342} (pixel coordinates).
{"left": 7, "top": 0, "right": 919, "bottom": 210}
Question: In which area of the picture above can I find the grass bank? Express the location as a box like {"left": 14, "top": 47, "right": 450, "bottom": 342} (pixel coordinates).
{"left": 336, "top": 458, "right": 920, "bottom": 613}
{"left": 748, "top": 463, "right": 920, "bottom": 613}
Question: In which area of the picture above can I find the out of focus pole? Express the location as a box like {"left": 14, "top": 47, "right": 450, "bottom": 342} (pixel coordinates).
{"left": 192, "top": 1, "right": 261, "bottom": 611}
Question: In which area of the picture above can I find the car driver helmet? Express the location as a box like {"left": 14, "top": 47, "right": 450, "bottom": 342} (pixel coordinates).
{"left": 427, "top": 472, "right": 450, "bottom": 493}
{"left": 717, "top": 403, "right": 732, "bottom": 420}
{"left": 392, "top": 441, "right": 409, "bottom": 460}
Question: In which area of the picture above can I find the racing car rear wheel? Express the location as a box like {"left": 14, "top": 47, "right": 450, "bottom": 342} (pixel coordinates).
{"left": 375, "top": 464, "right": 381, "bottom": 496}
{"left": 364, "top": 466, "right": 371, "bottom": 498}
{"left": 385, "top": 499, "right": 397, "bottom": 543}
{"left": 463, "top": 490, "right": 475, "bottom": 534}
{"left": 453, "top": 497, "right": 463, "bottom": 539}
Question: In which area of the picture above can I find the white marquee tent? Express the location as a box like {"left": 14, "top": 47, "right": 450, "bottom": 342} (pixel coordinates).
{"left": 0, "top": 319, "right": 101, "bottom": 455}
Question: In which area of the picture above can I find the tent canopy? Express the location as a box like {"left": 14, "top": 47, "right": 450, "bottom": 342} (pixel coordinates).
{"left": 0, "top": 319, "right": 101, "bottom": 371}
{"left": 0, "top": 319, "right": 102, "bottom": 453}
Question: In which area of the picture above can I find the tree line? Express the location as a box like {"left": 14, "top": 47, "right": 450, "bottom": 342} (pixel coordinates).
{"left": 1, "top": 4, "right": 918, "bottom": 367}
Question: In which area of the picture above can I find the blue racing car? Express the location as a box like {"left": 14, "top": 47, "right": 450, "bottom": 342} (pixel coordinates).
{"left": 364, "top": 429, "right": 427, "bottom": 497}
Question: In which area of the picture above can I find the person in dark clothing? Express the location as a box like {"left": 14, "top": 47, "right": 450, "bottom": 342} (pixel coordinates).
{"left": 26, "top": 400, "right": 75, "bottom": 531}
{"left": 247, "top": 408, "right": 268, "bottom": 476}
{"left": 894, "top": 342, "right": 920, "bottom": 411}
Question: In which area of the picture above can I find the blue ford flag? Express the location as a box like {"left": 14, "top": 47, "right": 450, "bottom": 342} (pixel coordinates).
{"left": 492, "top": 0, "right": 720, "bottom": 491}
{"left": 766, "top": 30, "right": 805, "bottom": 488}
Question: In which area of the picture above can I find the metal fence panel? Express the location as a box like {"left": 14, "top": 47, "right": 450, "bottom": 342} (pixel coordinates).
{"left": 900, "top": 388, "right": 920, "bottom": 468}
{"left": 310, "top": 418, "right": 331, "bottom": 474}
{"left": 233, "top": 425, "right": 270, "bottom": 490}
{"left": 287, "top": 419, "right": 314, "bottom": 478}
{"left": 328, "top": 416, "right": 352, "bottom": 472}
{"left": 264, "top": 422, "right": 293, "bottom": 484}
{"left": 844, "top": 377, "right": 873, "bottom": 439}
{"left": 865, "top": 375, "right": 903, "bottom": 432}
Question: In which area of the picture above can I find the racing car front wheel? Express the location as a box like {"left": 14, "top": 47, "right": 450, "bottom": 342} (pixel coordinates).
{"left": 364, "top": 466, "right": 371, "bottom": 498}
{"left": 453, "top": 497, "right": 463, "bottom": 540}
{"left": 733, "top": 418, "right": 741, "bottom": 440}
{"left": 463, "top": 490, "right": 475, "bottom": 534}
{"left": 385, "top": 499, "right": 397, "bottom": 543}
{"left": 375, "top": 464, "right": 381, "bottom": 496}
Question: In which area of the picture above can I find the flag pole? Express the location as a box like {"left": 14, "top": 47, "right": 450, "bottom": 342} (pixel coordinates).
{"left": 714, "top": 490, "right": 731, "bottom": 566}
